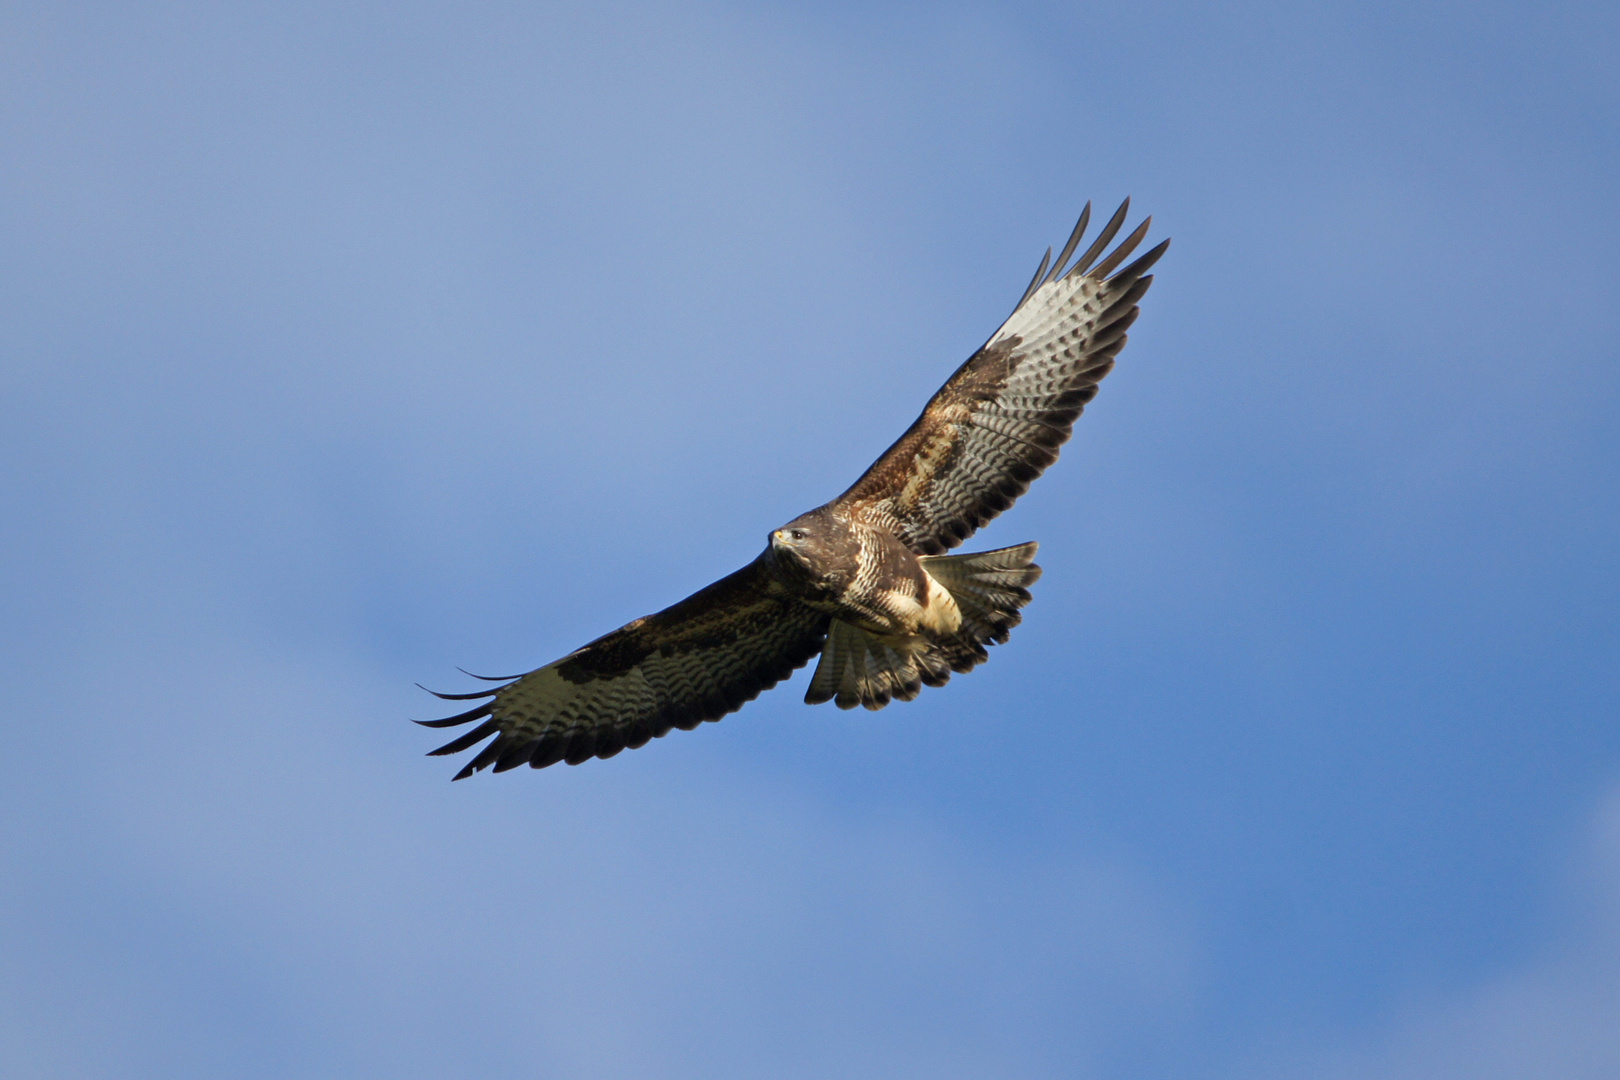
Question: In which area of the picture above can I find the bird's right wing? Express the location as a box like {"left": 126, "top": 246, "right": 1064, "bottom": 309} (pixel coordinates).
{"left": 836, "top": 200, "right": 1168, "bottom": 554}
{"left": 418, "top": 554, "right": 829, "bottom": 778}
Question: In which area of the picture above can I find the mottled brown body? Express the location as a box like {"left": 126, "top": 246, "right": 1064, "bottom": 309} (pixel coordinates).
{"left": 770, "top": 508, "right": 950, "bottom": 634}
{"left": 419, "top": 200, "right": 1167, "bottom": 775}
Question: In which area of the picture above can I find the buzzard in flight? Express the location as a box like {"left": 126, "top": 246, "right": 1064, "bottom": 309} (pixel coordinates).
{"left": 419, "top": 200, "right": 1167, "bottom": 778}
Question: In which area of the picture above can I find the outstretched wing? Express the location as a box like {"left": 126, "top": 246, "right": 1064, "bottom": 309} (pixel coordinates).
{"left": 836, "top": 200, "right": 1168, "bottom": 554}
{"left": 418, "top": 554, "right": 829, "bottom": 779}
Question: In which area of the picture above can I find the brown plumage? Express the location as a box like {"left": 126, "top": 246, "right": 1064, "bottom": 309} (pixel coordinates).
{"left": 418, "top": 200, "right": 1168, "bottom": 778}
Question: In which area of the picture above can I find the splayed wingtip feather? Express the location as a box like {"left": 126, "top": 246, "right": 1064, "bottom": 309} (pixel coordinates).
{"left": 1065, "top": 197, "right": 1131, "bottom": 279}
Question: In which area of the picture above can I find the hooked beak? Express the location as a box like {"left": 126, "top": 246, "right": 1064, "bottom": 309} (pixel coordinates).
{"left": 769, "top": 530, "right": 801, "bottom": 562}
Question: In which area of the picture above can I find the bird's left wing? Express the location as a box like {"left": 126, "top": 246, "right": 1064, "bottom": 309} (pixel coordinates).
{"left": 418, "top": 555, "right": 829, "bottom": 778}
{"left": 836, "top": 200, "right": 1168, "bottom": 554}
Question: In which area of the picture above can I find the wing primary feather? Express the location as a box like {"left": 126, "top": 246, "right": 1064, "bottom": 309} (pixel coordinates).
{"left": 593, "top": 728, "right": 629, "bottom": 760}
{"left": 461, "top": 736, "right": 512, "bottom": 776}
{"left": 1013, "top": 248, "right": 1053, "bottom": 313}
{"left": 528, "top": 743, "right": 568, "bottom": 770}
{"left": 1093, "top": 306, "right": 1142, "bottom": 347}
{"left": 1046, "top": 202, "right": 1091, "bottom": 284}
{"left": 563, "top": 732, "right": 600, "bottom": 766}
{"left": 492, "top": 740, "right": 537, "bottom": 772}
{"left": 1110, "top": 239, "right": 1171, "bottom": 285}
{"left": 456, "top": 666, "right": 523, "bottom": 681}
{"left": 415, "top": 683, "right": 500, "bottom": 701}
{"left": 1099, "top": 278, "right": 1154, "bottom": 325}
{"left": 414, "top": 702, "right": 496, "bottom": 728}
{"left": 429, "top": 718, "right": 500, "bottom": 756}
{"left": 1065, "top": 197, "right": 1131, "bottom": 279}
{"left": 1088, "top": 216, "right": 1152, "bottom": 280}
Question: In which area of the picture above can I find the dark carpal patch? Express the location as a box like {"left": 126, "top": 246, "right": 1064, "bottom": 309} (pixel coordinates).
{"left": 555, "top": 558, "right": 780, "bottom": 683}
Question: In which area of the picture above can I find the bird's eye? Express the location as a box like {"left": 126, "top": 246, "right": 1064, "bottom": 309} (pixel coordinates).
{"left": 791, "top": 529, "right": 808, "bottom": 541}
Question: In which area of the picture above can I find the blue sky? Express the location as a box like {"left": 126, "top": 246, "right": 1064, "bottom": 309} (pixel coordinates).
{"left": 1, "top": 2, "right": 1616, "bottom": 1077}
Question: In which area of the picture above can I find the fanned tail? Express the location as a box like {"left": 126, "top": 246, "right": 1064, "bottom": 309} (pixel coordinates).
{"left": 804, "top": 542, "right": 1041, "bottom": 711}
{"left": 920, "top": 540, "right": 1042, "bottom": 648}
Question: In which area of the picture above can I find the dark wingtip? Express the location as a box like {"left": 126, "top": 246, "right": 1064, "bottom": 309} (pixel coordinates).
{"left": 415, "top": 682, "right": 501, "bottom": 701}
{"left": 426, "top": 719, "right": 501, "bottom": 757}
{"left": 1045, "top": 202, "right": 1092, "bottom": 285}
{"left": 456, "top": 666, "right": 523, "bottom": 682}
{"left": 412, "top": 701, "right": 495, "bottom": 728}
{"left": 1090, "top": 216, "right": 1152, "bottom": 280}
{"left": 1013, "top": 246, "right": 1053, "bottom": 312}
{"left": 1065, "top": 197, "right": 1131, "bottom": 280}
{"left": 1112, "top": 238, "right": 1170, "bottom": 286}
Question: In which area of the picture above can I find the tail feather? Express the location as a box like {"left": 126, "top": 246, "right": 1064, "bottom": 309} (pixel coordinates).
{"left": 806, "top": 619, "right": 870, "bottom": 708}
{"left": 804, "top": 542, "right": 1041, "bottom": 711}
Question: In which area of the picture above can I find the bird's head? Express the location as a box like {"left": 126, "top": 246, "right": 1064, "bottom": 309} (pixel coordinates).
{"left": 768, "top": 508, "right": 844, "bottom": 581}
{"left": 770, "top": 521, "right": 817, "bottom": 558}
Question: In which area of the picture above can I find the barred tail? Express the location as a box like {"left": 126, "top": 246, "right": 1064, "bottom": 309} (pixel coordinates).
{"left": 804, "top": 542, "right": 1041, "bottom": 711}
{"left": 920, "top": 541, "right": 1042, "bottom": 647}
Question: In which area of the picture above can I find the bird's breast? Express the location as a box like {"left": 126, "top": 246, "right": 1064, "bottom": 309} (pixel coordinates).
{"left": 834, "top": 523, "right": 963, "bottom": 639}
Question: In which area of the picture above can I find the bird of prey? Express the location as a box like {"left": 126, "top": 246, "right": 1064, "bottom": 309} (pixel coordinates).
{"left": 419, "top": 199, "right": 1167, "bottom": 779}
